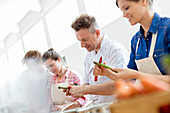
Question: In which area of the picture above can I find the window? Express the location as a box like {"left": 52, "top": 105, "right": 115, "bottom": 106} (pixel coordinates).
{"left": 7, "top": 40, "right": 24, "bottom": 65}
{"left": 6, "top": 39, "right": 26, "bottom": 79}
{"left": 46, "top": 0, "right": 79, "bottom": 52}
{"left": 0, "top": 53, "right": 8, "bottom": 66}
{"left": 23, "top": 20, "right": 48, "bottom": 53}
{"left": 0, "top": 53, "right": 9, "bottom": 85}
{"left": 84, "top": 0, "right": 122, "bottom": 28}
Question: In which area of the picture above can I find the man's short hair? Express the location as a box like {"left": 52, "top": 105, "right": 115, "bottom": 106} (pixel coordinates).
{"left": 71, "top": 14, "right": 99, "bottom": 34}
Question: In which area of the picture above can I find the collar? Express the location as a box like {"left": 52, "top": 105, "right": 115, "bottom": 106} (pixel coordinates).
{"left": 100, "top": 33, "right": 109, "bottom": 50}
{"left": 92, "top": 33, "right": 109, "bottom": 55}
{"left": 64, "top": 67, "right": 70, "bottom": 78}
{"left": 139, "top": 12, "right": 161, "bottom": 35}
{"left": 53, "top": 67, "right": 70, "bottom": 77}
{"left": 54, "top": 67, "right": 70, "bottom": 83}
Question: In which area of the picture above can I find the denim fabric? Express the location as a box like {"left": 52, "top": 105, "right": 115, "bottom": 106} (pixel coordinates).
{"left": 127, "top": 13, "right": 170, "bottom": 75}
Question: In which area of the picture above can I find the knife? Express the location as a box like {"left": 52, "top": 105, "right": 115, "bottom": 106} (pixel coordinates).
{"left": 94, "top": 56, "right": 102, "bottom": 81}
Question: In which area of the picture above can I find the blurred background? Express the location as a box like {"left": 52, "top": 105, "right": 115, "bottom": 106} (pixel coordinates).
{"left": 0, "top": 0, "right": 170, "bottom": 112}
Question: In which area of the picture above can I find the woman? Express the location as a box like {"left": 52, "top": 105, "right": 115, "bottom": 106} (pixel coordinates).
{"left": 42, "top": 48, "right": 86, "bottom": 111}
{"left": 119, "top": 0, "right": 170, "bottom": 75}
{"left": 94, "top": 0, "right": 170, "bottom": 80}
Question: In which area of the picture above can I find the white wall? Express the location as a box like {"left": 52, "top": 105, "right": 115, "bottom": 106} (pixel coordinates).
{"left": 101, "top": 17, "right": 139, "bottom": 52}
{"left": 60, "top": 42, "right": 87, "bottom": 76}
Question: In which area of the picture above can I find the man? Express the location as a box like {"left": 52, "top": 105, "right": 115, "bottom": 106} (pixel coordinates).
{"left": 67, "top": 14, "right": 129, "bottom": 104}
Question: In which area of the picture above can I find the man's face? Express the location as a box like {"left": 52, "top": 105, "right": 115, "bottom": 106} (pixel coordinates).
{"left": 75, "top": 28, "right": 99, "bottom": 52}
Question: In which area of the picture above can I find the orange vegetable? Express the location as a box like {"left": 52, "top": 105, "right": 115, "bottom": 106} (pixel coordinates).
{"left": 115, "top": 77, "right": 170, "bottom": 99}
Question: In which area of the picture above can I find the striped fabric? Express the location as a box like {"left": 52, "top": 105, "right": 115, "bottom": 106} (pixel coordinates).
{"left": 48, "top": 67, "right": 87, "bottom": 112}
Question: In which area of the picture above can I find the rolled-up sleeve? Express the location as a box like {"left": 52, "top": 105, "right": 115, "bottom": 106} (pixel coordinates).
{"left": 69, "top": 71, "right": 88, "bottom": 106}
{"left": 74, "top": 96, "right": 88, "bottom": 106}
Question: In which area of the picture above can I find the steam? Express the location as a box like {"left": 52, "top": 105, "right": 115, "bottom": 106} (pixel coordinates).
{"left": 0, "top": 59, "right": 50, "bottom": 113}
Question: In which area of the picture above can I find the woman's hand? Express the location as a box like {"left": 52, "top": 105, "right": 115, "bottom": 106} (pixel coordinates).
{"left": 93, "top": 64, "right": 114, "bottom": 77}
{"left": 110, "top": 68, "right": 138, "bottom": 80}
{"left": 93, "top": 64, "right": 138, "bottom": 80}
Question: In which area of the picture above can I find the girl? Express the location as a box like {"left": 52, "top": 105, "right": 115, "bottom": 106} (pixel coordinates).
{"left": 42, "top": 48, "right": 86, "bottom": 111}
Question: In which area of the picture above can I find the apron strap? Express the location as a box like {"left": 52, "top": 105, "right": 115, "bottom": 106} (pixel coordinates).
{"left": 135, "top": 32, "right": 158, "bottom": 57}
{"left": 149, "top": 32, "right": 158, "bottom": 57}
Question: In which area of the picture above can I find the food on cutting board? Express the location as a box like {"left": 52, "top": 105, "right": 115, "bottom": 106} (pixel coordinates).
{"left": 115, "top": 77, "right": 170, "bottom": 99}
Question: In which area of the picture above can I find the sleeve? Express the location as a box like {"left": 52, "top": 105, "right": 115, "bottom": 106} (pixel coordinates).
{"left": 107, "top": 42, "right": 129, "bottom": 69}
{"left": 127, "top": 37, "right": 138, "bottom": 70}
{"left": 70, "top": 71, "right": 81, "bottom": 85}
{"left": 75, "top": 97, "right": 88, "bottom": 107}
{"left": 69, "top": 71, "right": 88, "bottom": 106}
